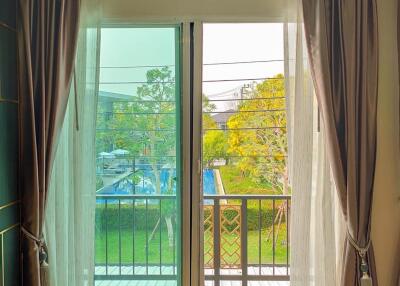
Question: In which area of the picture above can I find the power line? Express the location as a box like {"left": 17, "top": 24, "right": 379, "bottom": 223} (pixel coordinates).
{"left": 99, "top": 99, "right": 175, "bottom": 103}
{"left": 96, "top": 129, "right": 175, "bottom": 132}
{"left": 203, "top": 77, "right": 284, "bottom": 83}
{"left": 99, "top": 77, "right": 284, "bottom": 85}
{"left": 203, "top": 127, "right": 286, "bottom": 131}
{"left": 204, "top": 86, "right": 242, "bottom": 97}
{"left": 206, "top": 96, "right": 286, "bottom": 102}
{"left": 98, "top": 112, "right": 175, "bottom": 115}
{"left": 204, "top": 59, "right": 284, "bottom": 66}
{"left": 99, "top": 81, "right": 175, "bottom": 85}
{"left": 203, "top": 109, "right": 285, "bottom": 114}
{"left": 99, "top": 59, "right": 285, "bottom": 69}
{"left": 100, "top": 64, "right": 174, "bottom": 69}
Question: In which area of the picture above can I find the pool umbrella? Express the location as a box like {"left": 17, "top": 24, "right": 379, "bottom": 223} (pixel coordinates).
{"left": 98, "top": 152, "right": 116, "bottom": 159}
{"left": 110, "top": 149, "right": 130, "bottom": 155}
{"left": 161, "top": 163, "right": 175, "bottom": 169}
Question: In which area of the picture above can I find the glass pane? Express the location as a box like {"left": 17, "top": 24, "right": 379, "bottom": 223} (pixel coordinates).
{"left": 95, "top": 26, "right": 181, "bottom": 286}
{"left": 201, "top": 23, "right": 289, "bottom": 285}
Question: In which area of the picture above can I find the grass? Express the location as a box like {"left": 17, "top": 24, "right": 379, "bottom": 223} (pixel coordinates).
{"left": 95, "top": 225, "right": 289, "bottom": 266}
{"left": 218, "top": 165, "right": 278, "bottom": 195}
{"left": 95, "top": 226, "right": 175, "bottom": 265}
{"left": 218, "top": 165, "right": 287, "bottom": 221}
{"left": 95, "top": 165, "right": 290, "bottom": 269}
{"left": 204, "top": 225, "right": 289, "bottom": 266}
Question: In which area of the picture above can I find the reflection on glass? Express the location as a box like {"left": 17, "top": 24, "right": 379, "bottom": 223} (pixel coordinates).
{"left": 95, "top": 27, "right": 180, "bottom": 286}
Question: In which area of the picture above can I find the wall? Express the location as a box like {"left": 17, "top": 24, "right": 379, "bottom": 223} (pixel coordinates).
{"left": 101, "top": 0, "right": 295, "bottom": 22}
{"left": 0, "top": 0, "right": 20, "bottom": 285}
{"left": 372, "top": 0, "right": 400, "bottom": 285}
{"left": 2, "top": 0, "right": 393, "bottom": 285}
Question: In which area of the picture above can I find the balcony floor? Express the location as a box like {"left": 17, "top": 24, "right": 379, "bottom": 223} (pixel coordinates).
{"left": 95, "top": 266, "right": 290, "bottom": 286}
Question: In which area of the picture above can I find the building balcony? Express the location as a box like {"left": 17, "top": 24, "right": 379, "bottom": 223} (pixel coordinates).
{"left": 94, "top": 194, "right": 290, "bottom": 286}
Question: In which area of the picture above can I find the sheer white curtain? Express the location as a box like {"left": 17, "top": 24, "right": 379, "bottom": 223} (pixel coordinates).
{"left": 44, "top": 1, "right": 101, "bottom": 285}
{"left": 285, "top": 2, "right": 346, "bottom": 285}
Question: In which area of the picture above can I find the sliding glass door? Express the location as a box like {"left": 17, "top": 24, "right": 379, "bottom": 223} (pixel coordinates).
{"left": 201, "top": 23, "right": 290, "bottom": 286}
{"left": 94, "top": 25, "right": 182, "bottom": 286}
{"left": 92, "top": 22, "right": 290, "bottom": 286}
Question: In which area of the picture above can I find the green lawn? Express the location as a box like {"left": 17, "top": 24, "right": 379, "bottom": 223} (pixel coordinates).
{"left": 204, "top": 225, "right": 289, "bottom": 265}
{"left": 95, "top": 165, "right": 290, "bottom": 268}
{"left": 95, "top": 225, "right": 289, "bottom": 266}
{"left": 95, "top": 227, "right": 175, "bottom": 265}
{"left": 218, "top": 165, "right": 288, "bottom": 226}
{"left": 218, "top": 165, "right": 279, "bottom": 195}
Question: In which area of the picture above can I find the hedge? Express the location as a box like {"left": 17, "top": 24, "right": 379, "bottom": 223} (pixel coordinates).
{"left": 96, "top": 203, "right": 174, "bottom": 231}
{"left": 203, "top": 205, "right": 286, "bottom": 232}
{"left": 96, "top": 201, "right": 287, "bottom": 232}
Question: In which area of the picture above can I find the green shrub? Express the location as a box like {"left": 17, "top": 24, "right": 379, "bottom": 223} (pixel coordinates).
{"left": 203, "top": 203, "right": 286, "bottom": 232}
{"left": 96, "top": 176, "right": 104, "bottom": 190}
{"left": 96, "top": 201, "right": 287, "bottom": 233}
{"left": 96, "top": 202, "right": 175, "bottom": 231}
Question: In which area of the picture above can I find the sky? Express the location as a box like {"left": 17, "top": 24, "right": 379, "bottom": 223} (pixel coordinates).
{"left": 99, "top": 27, "right": 176, "bottom": 97}
{"left": 99, "top": 23, "right": 284, "bottom": 110}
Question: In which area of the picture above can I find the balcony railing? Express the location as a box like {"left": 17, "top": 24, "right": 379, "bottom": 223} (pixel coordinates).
{"left": 94, "top": 194, "right": 291, "bottom": 284}
{"left": 203, "top": 194, "right": 290, "bottom": 285}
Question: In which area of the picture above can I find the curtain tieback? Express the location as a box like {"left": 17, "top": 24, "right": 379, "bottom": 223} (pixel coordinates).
{"left": 21, "top": 226, "right": 48, "bottom": 267}
{"left": 347, "top": 231, "right": 373, "bottom": 286}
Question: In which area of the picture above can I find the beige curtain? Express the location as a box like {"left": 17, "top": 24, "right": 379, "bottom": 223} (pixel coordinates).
{"left": 17, "top": 0, "right": 81, "bottom": 285}
{"left": 302, "top": 0, "right": 379, "bottom": 285}
{"left": 286, "top": 3, "right": 345, "bottom": 284}
{"left": 398, "top": 2, "right": 400, "bottom": 285}
{"left": 44, "top": 1, "right": 101, "bottom": 284}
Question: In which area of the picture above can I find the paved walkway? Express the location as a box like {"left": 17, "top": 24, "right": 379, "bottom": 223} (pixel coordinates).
{"left": 94, "top": 266, "right": 290, "bottom": 286}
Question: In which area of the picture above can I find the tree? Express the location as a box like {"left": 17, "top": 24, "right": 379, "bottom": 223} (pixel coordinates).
{"left": 202, "top": 95, "right": 228, "bottom": 167}
{"left": 202, "top": 94, "right": 218, "bottom": 130}
{"left": 203, "top": 129, "right": 227, "bottom": 167}
{"left": 97, "top": 67, "right": 176, "bottom": 191}
{"left": 226, "top": 75, "right": 289, "bottom": 243}
{"left": 96, "top": 67, "right": 177, "bottom": 246}
{"left": 227, "top": 74, "right": 287, "bottom": 193}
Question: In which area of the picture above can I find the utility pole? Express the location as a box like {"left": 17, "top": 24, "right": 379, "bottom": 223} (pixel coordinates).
{"left": 240, "top": 83, "right": 251, "bottom": 100}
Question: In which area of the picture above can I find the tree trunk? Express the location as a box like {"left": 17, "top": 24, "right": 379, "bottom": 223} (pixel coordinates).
{"left": 154, "top": 167, "right": 161, "bottom": 194}
{"left": 165, "top": 215, "right": 174, "bottom": 247}
{"left": 149, "top": 131, "right": 161, "bottom": 194}
{"left": 282, "top": 165, "right": 289, "bottom": 195}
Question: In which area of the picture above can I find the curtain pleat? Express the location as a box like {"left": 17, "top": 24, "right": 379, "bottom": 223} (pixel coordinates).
{"left": 44, "top": 6, "right": 101, "bottom": 284}
{"left": 398, "top": 1, "right": 400, "bottom": 285}
{"left": 17, "top": 0, "right": 81, "bottom": 284}
{"left": 302, "top": 0, "right": 379, "bottom": 285}
{"left": 287, "top": 4, "right": 344, "bottom": 284}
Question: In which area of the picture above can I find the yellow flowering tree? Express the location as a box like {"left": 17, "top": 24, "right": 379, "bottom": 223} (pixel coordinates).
{"left": 227, "top": 74, "right": 288, "bottom": 194}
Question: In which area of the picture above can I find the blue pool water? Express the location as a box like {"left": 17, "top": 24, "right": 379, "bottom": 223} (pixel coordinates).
{"left": 203, "top": 169, "right": 216, "bottom": 195}
{"left": 97, "top": 168, "right": 216, "bottom": 202}
{"left": 203, "top": 169, "right": 216, "bottom": 205}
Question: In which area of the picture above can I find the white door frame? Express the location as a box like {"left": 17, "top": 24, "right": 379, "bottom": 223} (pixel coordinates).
{"left": 181, "top": 21, "right": 204, "bottom": 286}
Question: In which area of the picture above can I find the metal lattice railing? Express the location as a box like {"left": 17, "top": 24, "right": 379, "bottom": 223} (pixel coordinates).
{"left": 94, "top": 194, "right": 290, "bottom": 284}
{"left": 203, "top": 194, "right": 291, "bottom": 285}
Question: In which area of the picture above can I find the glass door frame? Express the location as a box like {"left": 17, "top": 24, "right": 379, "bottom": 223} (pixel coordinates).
{"left": 97, "top": 21, "right": 192, "bottom": 286}
{"left": 188, "top": 20, "right": 204, "bottom": 286}
{"left": 97, "top": 19, "right": 288, "bottom": 286}
{"left": 192, "top": 20, "right": 290, "bottom": 286}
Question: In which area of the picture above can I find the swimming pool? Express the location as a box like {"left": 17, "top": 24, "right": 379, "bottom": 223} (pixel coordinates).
{"left": 97, "top": 168, "right": 217, "bottom": 202}
{"left": 203, "top": 169, "right": 216, "bottom": 195}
